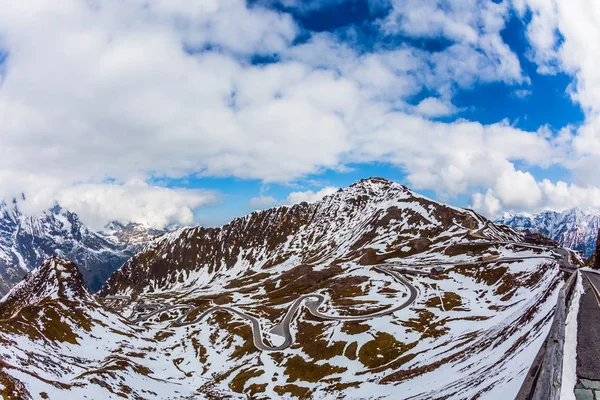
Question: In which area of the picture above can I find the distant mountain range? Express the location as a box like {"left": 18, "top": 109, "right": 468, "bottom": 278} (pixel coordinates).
{"left": 0, "top": 200, "right": 164, "bottom": 295}
{"left": 496, "top": 208, "right": 600, "bottom": 258}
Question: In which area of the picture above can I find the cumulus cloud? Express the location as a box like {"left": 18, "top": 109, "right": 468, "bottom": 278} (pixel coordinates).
{"left": 0, "top": 0, "right": 594, "bottom": 227}
{"left": 57, "top": 182, "right": 218, "bottom": 230}
{"left": 0, "top": 2, "right": 344, "bottom": 183}
{"left": 348, "top": 115, "right": 565, "bottom": 198}
{"left": 247, "top": 187, "right": 338, "bottom": 210}
{"left": 514, "top": 0, "right": 561, "bottom": 74}
{"left": 378, "top": 0, "right": 525, "bottom": 88}
{"left": 416, "top": 97, "right": 457, "bottom": 117}
{"left": 248, "top": 196, "right": 277, "bottom": 209}
{"left": 283, "top": 187, "right": 339, "bottom": 205}
{"left": 14, "top": 180, "right": 218, "bottom": 230}
{"left": 471, "top": 189, "right": 502, "bottom": 218}
{"left": 516, "top": 0, "right": 600, "bottom": 189}
{"left": 471, "top": 178, "right": 600, "bottom": 219}
{"left": 494, "top": 168, "right": 542, "bottom": 209}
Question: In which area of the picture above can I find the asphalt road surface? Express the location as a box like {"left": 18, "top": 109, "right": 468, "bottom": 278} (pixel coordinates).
{"left": 104, "top": 265, "right": 418, "bottom": 351}
{"left": 577, "top": 271, "right": 600, "bottom": 380}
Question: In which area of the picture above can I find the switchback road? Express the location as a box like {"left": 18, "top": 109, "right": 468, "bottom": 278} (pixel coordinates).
{"left": 104, "top": 265, "right": 417, "bottom": 351}
{"left": 102, "top": 245, "right": 562, "bottom": 351}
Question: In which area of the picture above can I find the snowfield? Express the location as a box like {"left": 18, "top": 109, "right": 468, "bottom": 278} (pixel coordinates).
{"left": 0, "top": 250, "right": 563, "bottom": 399}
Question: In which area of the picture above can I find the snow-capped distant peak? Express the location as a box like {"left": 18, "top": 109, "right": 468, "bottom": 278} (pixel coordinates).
{"left": 0, "top": 203, "right": 158, "bottom": 295}
{"left": 497, "top": 207, "right": 600, "bottom": 258}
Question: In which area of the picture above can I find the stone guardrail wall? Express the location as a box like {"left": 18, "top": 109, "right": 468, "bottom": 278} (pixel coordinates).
{"left": 521, "top": 271, "right": 578, "bottom": 400}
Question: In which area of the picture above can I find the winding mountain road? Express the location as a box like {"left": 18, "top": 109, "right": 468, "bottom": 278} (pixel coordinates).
{"left": 104, "top": 265, "right": 417, "bottom": 351}
{"left": 102, "top": 223, "right": 568, "bottom": 352}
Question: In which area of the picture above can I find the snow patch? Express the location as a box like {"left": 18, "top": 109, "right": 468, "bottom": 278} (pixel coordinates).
{"left": 561, "top": 272, "right": 584, "bottom": 400}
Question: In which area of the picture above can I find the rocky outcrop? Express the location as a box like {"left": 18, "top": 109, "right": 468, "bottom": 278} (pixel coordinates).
{"left": 0, "top": 257, "right": 92, "bottom": 318}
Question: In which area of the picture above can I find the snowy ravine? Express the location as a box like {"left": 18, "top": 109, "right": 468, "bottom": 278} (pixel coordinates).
{"left": 0, "top": 179, "right": 566, "bottom": 400}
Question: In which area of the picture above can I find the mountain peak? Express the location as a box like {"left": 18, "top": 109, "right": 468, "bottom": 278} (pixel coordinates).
{"left": 104, "top": 220, "right": 125, "bottom": 231}
{"left": 0, "top": 204, "right": 142, "bottom": 295}
{"left": 101, "top": 220, "right": 166, "bottom": 247}
{"left": 352, "top": 177, "right": 393, "bottom": 185}
{"left": 347, "top": 177, "right": 402, "bottom": 191}
{"left": 0, "top": 257, "right": 91, "bottom": 318}
{"left": 339, "top": 177, "right": 409, "bottom": 198}
{"left": 100, "top": 178, "right": 495, "bottom": 296}
{"left": 566, "top": 207, "right": 585, "bottom": 218}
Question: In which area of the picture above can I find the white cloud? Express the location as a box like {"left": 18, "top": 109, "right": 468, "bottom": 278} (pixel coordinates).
{"left": 538, "top": 180, "right": 600, "bottom": 211}
{"left": 57, "top": 182, "right": 218, "bottom": 230}
{"left": 516, "top": 0, "right": 600, "bottom": 188}
{"left": 286, "top": 30, "right": 523, "bottom": 102}
{"left": 471, "top": 189, "right": 502, "bottom": 217}
{"left": 13, "top": 180, "right": 218, "bottom": 230}
{"left": 246, "top": 186, "right": 339, "bottom": 210}
{"left": 348, "top": 114, "right": 565, "bottom": 198}
{"left": 494, "top": 168, "right": 542, "bottom": 209}
{"left": 0, "top": 0, "right": 592, "bottom": 227}
{"left": 283, "top": 187, "right": 339, "bottom": 205}
{"left": 514, "top": 89, "right": 532, "bottom": 98}
{"left": 514, "top": 0, "right": 561, "bottom": 74}
{"left": 416, "top": 97, "right": 457, "bottom": 117}
{"left": 248, "top": 195, "right": 277, "bottom": 209}
{"left": 471, "top": 178, "right": 600, "bottom": 219}
{"left": 378, "top": 0, "right": 526, "bottom": 88}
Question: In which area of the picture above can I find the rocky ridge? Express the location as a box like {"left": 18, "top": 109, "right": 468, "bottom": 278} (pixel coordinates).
{"left": 101, "top": 177, "right": 507, "bottom": 297}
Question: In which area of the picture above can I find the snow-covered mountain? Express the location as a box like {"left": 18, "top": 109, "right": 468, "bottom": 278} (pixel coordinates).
{"left": 0, "top": 201, "right": 164, "bottom": 295}
{"left": 496, "top": 208, "right": 600, "bottom": 258}
{"left": 0, "top": 178, "right": 565, "bottom": 399}
{"left": 102, "top": 221, "right": 167, "bottom": 249}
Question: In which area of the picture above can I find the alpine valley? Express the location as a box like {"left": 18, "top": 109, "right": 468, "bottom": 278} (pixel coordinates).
{"left": 0, "top": 179, "right": 570, "bottom": 399}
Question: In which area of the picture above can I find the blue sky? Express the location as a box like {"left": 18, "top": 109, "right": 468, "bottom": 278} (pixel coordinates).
{"left": 183, "top": 0, "right": 585, "bottom": 226}
{"left": 1, "top": 0, "right": 599, "bottom": 229}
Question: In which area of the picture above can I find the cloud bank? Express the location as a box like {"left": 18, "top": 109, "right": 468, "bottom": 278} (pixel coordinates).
{"left": 248, "top": 187, "right": 338, "bottom": 210}
{"left": 0, "top": 0, "right": 598, "bottom": 226}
